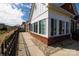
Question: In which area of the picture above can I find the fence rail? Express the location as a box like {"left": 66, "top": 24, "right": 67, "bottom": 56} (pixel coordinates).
{"left": 1, "top": 29, "right": 19, "bottom": 56}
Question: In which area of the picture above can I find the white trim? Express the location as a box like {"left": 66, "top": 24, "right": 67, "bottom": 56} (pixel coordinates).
{"left": 50, "top": 18, "right": 71, "bottom": 37}
{"left": 38, "top": 21, "right": 39, "bottom": 33}
{"left": 30, "top": 31, "right": 48, "bottom": 38}
{"left": 30, "top": 31, "right": 71, "bottom": 38}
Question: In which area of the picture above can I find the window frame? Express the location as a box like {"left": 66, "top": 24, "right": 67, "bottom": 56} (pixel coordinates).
{"left": 66, "top": 22, "right": 70, "bottom": 34}
{"left": 51, "top": 18, "right": 57, "bottom": 36}
{"left": 59, "top": 20, "right": 65, "bottom": 35}
{"left": 39, "top": 19, "right": 46, "bottom": 35}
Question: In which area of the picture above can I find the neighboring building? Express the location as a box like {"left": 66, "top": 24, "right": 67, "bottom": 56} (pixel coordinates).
{"left": 19, "top": 22, "right": 26, "bottom": 32}
{"left": 29, "top": 3, "right": 77, "bottom": 46}
{"left": 26, "top": 20, "right": 31, "bottom": 32}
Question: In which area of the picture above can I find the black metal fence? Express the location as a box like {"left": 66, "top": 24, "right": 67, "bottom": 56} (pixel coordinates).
{"left": 1, "top": 29, "right": 19, "bottom": 56}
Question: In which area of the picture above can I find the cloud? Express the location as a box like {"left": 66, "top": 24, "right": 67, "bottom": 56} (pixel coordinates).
{"left": 11, "top": 3, "right": 32, "bottom": 9}
{"left": 0, "top": 3, "right": 31, "bottom": 26}
{"left": 23, "top": 4, "right": 32, "bottom": 9}
{"left": 0, "top": 3, "right": 24, "bottom": 26}
{"left": 11, "top": 3, "right": 32, "bottom": 20}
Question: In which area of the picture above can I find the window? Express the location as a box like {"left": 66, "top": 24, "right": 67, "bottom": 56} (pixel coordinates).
{"left": 30, "top": 24, "right": 32, "bottom": 31}
{"left": 39, "top": 21, "right": 41, "bottom": 34}
{"left": 39, "top": 19, "right": 46, "bottom": 34}
{"left": 34, "top": 23, "right": 36, "bottom": 32}
{"left": 59, "top": 20, "right": 65, "bottom": 34}
{"left": 62, "top": 21, "right": 65, "bottom": 34}
{"left": 32, "top": 22, "right": 38, "bottom": 33}
{"left": 34, "top": 22, "right": 38, "bottom": 33}
{"left": 66, "top": 22, "right": 69, "bottom": 34}
{"left": 32, "top": 23, "right": 34, "bottom": 32}
{"left": 35, "top": 22, "right": 38, "bottom": 33}
{"left": 51, "top": 19, "right": 57, "bottom": 35}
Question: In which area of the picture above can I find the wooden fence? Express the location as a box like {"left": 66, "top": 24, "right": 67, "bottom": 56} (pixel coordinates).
{"left": 1, "top": 29, "right": 19, "bottom": 56}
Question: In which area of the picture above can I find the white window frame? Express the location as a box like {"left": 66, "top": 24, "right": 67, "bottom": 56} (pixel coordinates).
{"left": 39, "top": 19, "right": 46, "bottom": 35}
{"left": 51, "top": 18, "right": 57, "bottom": 36}
{"left": 50, "top": 19, "right": 71, "bottom": 37}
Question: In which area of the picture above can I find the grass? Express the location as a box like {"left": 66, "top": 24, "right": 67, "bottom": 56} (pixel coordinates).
{"left": 0, "top": 30, "right": 6, "bottom": 35}
{"left": 0, "top": 29, "right": 16, "bottom": 45}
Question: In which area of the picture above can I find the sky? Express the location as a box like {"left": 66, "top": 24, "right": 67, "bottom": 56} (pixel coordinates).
{"left": 76, "top": 3, "right": 79, "bottom": 14}
{"left": 0, "top": 3, "right": 32, "bottom": 26}
{"left": 0, "top": 3, "right": 79, "bottom": 26}
{"left": 11, "top": 3, "right": 32, "bottom": 20}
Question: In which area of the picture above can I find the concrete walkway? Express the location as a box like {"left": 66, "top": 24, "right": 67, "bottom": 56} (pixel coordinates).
{"left": 19, "top": 32, "right": 79, "bottom": 56}
{"left": 22, "top": 32, "right": 45, "bottom": 56}
{"left": 50, "top": 48, "right": 79, "bottom": 56}
{"left": 50, "top": 40, "right": 79, "bottom": 56}
{"left": 18, "top": 33, "right": 28, "bottom": 56}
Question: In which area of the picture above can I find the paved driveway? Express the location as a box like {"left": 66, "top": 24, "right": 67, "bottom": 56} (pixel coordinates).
{"left": 50, "top": 40, "right": 79, "bottom": 56}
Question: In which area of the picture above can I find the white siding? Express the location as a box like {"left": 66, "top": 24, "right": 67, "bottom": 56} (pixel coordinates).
{"left": 48, "top": 10, "right": 71, "bottom": 37}
{"left": 31, "top": 3, "right": 48, "bottom": 23}
{"left": 31, "top": 3, "right": 48, "bottom": 37}
{"left": 31, "top": 3, "right": 73, "bottom": 38}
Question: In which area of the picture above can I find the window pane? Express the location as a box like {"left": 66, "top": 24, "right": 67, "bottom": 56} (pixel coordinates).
{"left": 32, "top": 23, "right": 34, "bottom": 32}
{"left": 66, "top": 22, "right": 69, "bottom": 34}
{"left": 42, "top": 19, "right": 46, "bottom": 34}
{"left": 59, "top": 20, "right": 65, "bottom": 34}
{"left": 59, "top": 20, "right": 62, "bottom": 34}
{"left": 51, "top": 19, "right": 54, "bottom": 35}
{"left": 30, "top": 24, "right": 32, "bottom": 31}
{"left": 35, "top": 22, "right": 38, "bottom": 33}
{"left": 39, "top": 20, "right": 41, "bottom": 34}
{"left": 34, "top": 23, "right": 35, "bottom": 32}
{"left": 51, "top": 19, "right": 57, "bottom": 35}
{"left": 54, "top": 20, "right": 57, "bottom": 35}
{"left": 39, "top": 19, "right": 46, "bottom": 34}
{"left": 62, "top": 21, "right": 65, "bottom": 34}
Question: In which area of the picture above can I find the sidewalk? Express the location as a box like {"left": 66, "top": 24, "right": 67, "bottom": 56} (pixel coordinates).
{"left": 50, "top": 41, "right": 79, "bottom": 56}
{"left": 20, "top": 32, "right": 79, "bottom": 56}
{"left": 50, "top": 48, "right": 79, "bottom": 56}
{"left": 18, "top": 33, "right": 28, "bottom": 56}
{"left": 22, "top": 32, "right": 45, "bottom": 56}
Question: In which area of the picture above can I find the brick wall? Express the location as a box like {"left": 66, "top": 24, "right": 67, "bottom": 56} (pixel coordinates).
{"left": 30, "top": 32, "right": 70, "bottom": 46}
